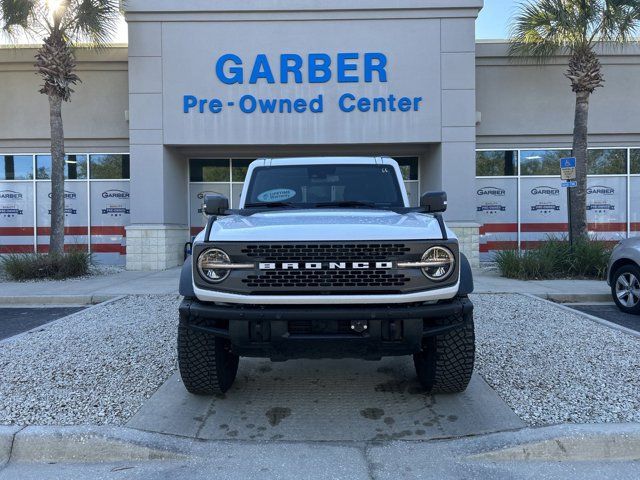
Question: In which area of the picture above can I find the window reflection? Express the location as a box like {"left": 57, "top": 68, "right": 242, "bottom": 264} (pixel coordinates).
{"left": 36, "top": 155, "right": 88, "bottom": 180}
{"left": 90, "top": 154, "right": 130, "bottom": 179}
{"left": 476, "top": 151, "right": 517, "bottom": 176}
{"left": 520, "top": 150, "right": 571, "bottom": 176}
{"left": 0, "top": 155, "right": 33, "bottom": 180}
{"left": 588, "top": 149, "right": 627, "bottom": 175}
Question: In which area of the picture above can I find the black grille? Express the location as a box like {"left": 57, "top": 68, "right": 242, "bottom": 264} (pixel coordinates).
{"left": 242, "top": 269, "right": 410, "bottom": 289}
{"left": 241, "top": 243, "right": 410, "bottom": 262}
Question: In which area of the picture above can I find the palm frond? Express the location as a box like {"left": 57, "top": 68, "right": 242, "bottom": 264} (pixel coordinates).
{"left": 64, "top": 0, "right": 120, "bottom": 47}
{"left": 598, "top": 0, "right": 640, "bottom": 42}
{"left": 1, "top": 0, "right": 34, "bottom": 30}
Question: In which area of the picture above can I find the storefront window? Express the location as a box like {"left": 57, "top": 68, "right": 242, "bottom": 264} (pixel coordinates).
{"left": 0, "top": 155, "right": 33, "bottom": 180}
{"left": 232, "top": 159, "right": 254, "bottom": 182}
{"left": 90, "top": 154, "right": 130, "bottom": 179}
{"left": 520, "top": 149, "right": 571, "bottom": 176}
{"left": 588, "top": 149, "right": 627, "bottom": 175}
{"left": 476, "top": 151, "right": 517, "bottom": 176}
{"left": 36, "top": 154, "right": 88, "bottom": 180}
{"left": 190, "top": 159, "right": 229, "bottom": 182}
{"left": 395, "top": 157, "right": 419, "bottom": 181}
{"left": 631, "top": 149, "right": 640, "bottom": 174}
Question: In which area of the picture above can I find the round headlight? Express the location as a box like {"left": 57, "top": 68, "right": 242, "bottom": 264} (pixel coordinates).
{"left": 421, "top": 246, "right": 455, "bottom": 281}
{"left": 197, "top": 248, "right": 231, "bottom": 283}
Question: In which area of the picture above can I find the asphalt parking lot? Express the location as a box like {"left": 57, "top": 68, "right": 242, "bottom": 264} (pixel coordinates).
{"left": 568, "top": 303, "right": 639, "bottom": 333}
{"left": 0, "top": 307, "right": 85, "bottom": 341}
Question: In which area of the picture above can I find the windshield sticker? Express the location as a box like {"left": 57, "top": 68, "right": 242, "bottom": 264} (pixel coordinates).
{"left": 257, "top": 188, "right": 296, "bottom": 203}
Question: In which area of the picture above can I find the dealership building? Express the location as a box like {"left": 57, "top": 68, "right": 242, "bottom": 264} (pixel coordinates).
{"left": 1, "top": 0, "right": 639, "bottom": 270}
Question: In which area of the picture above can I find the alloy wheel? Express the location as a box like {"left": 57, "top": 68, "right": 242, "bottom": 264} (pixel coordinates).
{"left": 615, "top": 272, "right": 640, "bottom": 308}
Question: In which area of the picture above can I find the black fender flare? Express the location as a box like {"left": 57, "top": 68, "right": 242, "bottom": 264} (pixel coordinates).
{"left": 179, "top": 257, "right": 195, "bottom": 298}
{"left": 458, "top": 253, "right": 474, "bottom": 295}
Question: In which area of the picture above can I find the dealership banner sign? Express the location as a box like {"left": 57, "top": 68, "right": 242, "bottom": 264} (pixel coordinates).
{"left": 183, "top": 53, "right": 424, "bottom": 116}
{"left": 0, "top": 182, "right": 34, "bottom": 252}
{"left": 90, "top": 181, "right": 130, "bottom": 257}
{"left": 475, "top": 178, "right": 517, "bottom": 260}
{"left": 162, "top": 20, "right": 441, "bottom": 145}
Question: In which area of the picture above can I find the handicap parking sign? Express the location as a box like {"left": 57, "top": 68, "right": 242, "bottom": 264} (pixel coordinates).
{"left": 560, "top": 157, "right": 577, "bottom": 182}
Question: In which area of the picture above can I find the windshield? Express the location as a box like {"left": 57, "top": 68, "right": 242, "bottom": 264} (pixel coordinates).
{"left": 244, "top": 164, "right": 405, "bottom": 208}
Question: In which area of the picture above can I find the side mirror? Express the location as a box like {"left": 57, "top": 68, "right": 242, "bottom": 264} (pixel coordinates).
{"left": 420, "top": 191, "right": 447, "bottom": 213}
{"left": 204, "top": 194, "right": 229, "bottom": 216}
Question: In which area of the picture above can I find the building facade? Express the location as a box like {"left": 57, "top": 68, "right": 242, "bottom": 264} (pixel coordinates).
{"left": 0, "top": 1, "right": 638, "bottom": 269}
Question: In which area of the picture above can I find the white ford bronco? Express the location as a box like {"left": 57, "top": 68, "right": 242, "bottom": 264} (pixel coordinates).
{"left": 179, "top": 157, "right": 475, "bottom": 395}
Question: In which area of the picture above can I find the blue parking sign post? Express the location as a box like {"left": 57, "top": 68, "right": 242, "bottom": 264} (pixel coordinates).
{"left": 560, "top": 157, "right": 577, "bottom": 248}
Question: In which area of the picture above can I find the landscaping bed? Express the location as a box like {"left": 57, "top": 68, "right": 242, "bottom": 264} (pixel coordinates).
{"left": 0, "top": 295, "right": 178, "bottom": 425}
{"left": 473, "top": 293, "right": 640, "bottom": 426}
{"left": 1, "top": 292, "right": 638, "bottom": 428}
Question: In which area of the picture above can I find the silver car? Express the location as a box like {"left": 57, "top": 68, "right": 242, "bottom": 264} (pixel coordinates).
{"left": 607, "top": 237, "right": 640, "bottom": 315}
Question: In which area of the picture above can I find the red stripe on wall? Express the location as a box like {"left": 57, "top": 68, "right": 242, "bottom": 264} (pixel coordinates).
{"left": 479, "top": 241, "right": 518, "bottom": 253}
{"left": 479, "top": 223, "right": 518, "bottom": 234}
{"left": 631, "top": 223, "right": 640, "bottom": 232}
{"left": 36, "top": 244, "right": 89, "bottom": 253}
{"left": 190, "top": 227, "right": 203, "bottom": 236}
{"left": 0, "top": 227, "right": 35, "bottom": 236}
{"left": 90, "top": 244, "right": 126, "bottom": 254}
{"left": 520, "top": 223, "right": 568, "bottom": 233}
{"left": 36, "top": 227, "right": 88, "bottom": 235}
{"left": 588, "top": 223, "right": 628, "bottom": 232}
{"left": 90, "top": 226, "right": 126, "bottom": 236}
{"left": 0, "top": 245, "right": 35, "bottom": 253}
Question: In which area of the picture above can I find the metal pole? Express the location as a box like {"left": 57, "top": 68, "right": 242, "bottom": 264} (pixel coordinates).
{"left": 567, "top": 185, "right": 573, "bottom": 250}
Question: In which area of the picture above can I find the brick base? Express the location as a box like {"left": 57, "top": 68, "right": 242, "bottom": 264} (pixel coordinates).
{"left": 125, "top": 224, "right": 189, "bottom": 271}
{"left": 448, "top": 222, "right": 480, "bottom": 269}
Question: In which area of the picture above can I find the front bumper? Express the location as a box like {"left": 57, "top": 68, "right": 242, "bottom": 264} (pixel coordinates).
{"left": 179, "top": 296, "right": 473, "bottom": 360}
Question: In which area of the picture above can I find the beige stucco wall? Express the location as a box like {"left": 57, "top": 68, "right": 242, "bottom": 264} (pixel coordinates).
{"left": 476, "top": 42, "right": 640, "bottom": 149}
{"left": 0, "top": 46, "right": 129, "bottom": 153}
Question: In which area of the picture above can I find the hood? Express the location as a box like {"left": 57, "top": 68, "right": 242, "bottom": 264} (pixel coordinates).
{"left": 206, "top": 209, "right": 450, "bottom": 242}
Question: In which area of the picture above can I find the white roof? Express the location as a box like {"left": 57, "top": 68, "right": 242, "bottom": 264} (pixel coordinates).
{"left": 254, "top": 156, "right": 399, "bottom": 167}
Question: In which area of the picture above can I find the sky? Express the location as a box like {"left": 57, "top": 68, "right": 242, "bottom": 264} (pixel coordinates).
{"left": 2, "top": 1, "right": 516, "bottom": 45}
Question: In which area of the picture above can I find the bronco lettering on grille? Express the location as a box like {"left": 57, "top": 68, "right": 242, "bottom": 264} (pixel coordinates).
{"left": 258, "top": 262, "right": 393, "bottom": 270}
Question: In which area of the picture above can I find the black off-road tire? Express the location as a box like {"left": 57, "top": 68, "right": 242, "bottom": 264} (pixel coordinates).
{"left": 178, "top": 317, "right": 239, "bottom": 395}
{"left": 413, "top": 309, "right": 475, "bottom": 394}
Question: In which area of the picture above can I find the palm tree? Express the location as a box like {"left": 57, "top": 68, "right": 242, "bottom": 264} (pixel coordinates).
{"left": 509, "top": 0, "right": 640, "bottom": 242}
{"left": 1, "top": 0, "right": 120, "bottom": 255}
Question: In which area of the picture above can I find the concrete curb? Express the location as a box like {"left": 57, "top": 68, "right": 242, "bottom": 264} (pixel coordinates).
{"left": 466, "top": 423, "right": 640, "bottom": 462}
{"left": 0, "top": 426, "right": 22, "bottom": 467}
{"left": 525, "top": 293, "right": 640, "bottom": 339}
{"left": 9, "top": 426, "right": 190, "bottom": 463}
{"left": 534, "top": 293, "right": 613, "bottom": 303}
{"left": 0, "top": 295, "right": 116, "bottom": 306}
{"left": 1, "top": 423, "right": 640, "bottom": 465}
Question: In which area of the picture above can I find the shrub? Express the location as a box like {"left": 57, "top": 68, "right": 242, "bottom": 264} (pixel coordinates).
{"left": 495, "top": 236, "right": 611, "bottom": 280}
{"left": 1, "top": 251, "right": 91, "bottom": 281}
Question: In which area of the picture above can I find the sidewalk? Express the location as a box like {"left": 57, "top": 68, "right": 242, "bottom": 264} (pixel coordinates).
{"left": 0, "top": 266, "right": 611, "bottom": 304}
{"left": 474, "top": 269, "right": 611, "bottom": 301}
{"left": 0, "top": 268, "right": 180, "bottom": 304}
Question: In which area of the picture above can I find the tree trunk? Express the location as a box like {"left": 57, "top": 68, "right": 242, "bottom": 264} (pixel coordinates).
{"left": 569, "top": 89, "right": 590, "bottom": 242}
{"left": 48, "top": 94, "right": 66, "bottom": 256}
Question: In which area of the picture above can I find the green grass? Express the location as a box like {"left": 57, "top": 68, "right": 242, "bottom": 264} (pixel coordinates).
{"left": 1, "top": 251, "right": 91, "bottom": 281}
{"left": 495, "top": 237, "right": 611, "bottom": 280}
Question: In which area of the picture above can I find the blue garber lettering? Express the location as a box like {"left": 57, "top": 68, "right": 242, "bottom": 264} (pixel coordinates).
{"left": 339, "top": 93, "right": 422, "bottom": 113}
{"left": 215, "top": 52, "right": 389, "bottom": 85}
{"left": 239, "top": 95, "right": 324, "bottom": 114}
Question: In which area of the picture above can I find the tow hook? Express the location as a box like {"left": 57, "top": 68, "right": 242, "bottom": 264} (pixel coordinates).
{"left": 350, "top": 320, "right": 368, "bottom": 333}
